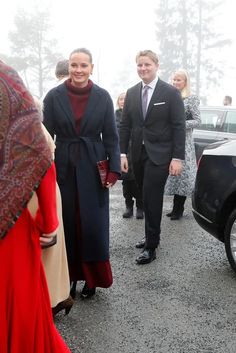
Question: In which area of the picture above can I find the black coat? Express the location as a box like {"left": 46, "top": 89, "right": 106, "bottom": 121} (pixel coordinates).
{"left": 43, "top": 82, "right": 120, "bottom": 262}
{"left": 120, "top": 79, "right": 186, "bottom": 165}
{"left": 115, "top": 108, "right": 134, "bottom": 181}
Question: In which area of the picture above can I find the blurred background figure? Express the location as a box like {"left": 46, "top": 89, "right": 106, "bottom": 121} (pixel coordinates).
{"left": 115, "top": 92, "right": 143, "bottom": 219}
{"left": 223, "top": 95, "right": 232, "bottom": 106}
{"left": 42, "top": 59, "right": 69, "bottom": 99}
{"left": 55, "top": 59, "right": 69, "bottom": 83}
{"left": 165, "top": 69, "right": 201, "bottom": 220}
{"left": 115, "top": 92, "right": 126, "bottom": 129}
{"left": 43, "top": 48, "right": 120, "bottom": 300}
{"left": 0, "top": 60, "right": 71, "bottom": 353}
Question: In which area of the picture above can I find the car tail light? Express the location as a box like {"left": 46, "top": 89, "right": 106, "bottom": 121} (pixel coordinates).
{"left": 197, "top": 156, "right": 202, "bottom": 169}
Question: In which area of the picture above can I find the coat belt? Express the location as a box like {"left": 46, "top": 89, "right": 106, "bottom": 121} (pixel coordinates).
{"left": 56, "top": 136, "right": 102, "bottom": 166}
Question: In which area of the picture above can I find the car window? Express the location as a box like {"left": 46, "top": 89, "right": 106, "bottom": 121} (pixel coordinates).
{"left": 199, "top": 110, "right": 223, "bottom": 131}
{"left": 222, "top": 111, "right": 236, "bottom": 133}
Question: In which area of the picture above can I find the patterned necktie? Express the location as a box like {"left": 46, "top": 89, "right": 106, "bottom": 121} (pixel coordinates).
{"left": 142, "top": 85, "right": 149, "bottom": 118}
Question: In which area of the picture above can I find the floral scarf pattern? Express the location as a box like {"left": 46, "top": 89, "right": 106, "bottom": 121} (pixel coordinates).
{"left": 0, "top": 61, "right": 52, "bottom": 238}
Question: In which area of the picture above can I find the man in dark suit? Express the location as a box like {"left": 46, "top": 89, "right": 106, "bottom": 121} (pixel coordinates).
{"left": 120, "top": 50, "right": 186, "bottom": 264}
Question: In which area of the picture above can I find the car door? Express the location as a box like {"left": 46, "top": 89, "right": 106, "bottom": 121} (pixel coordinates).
{"left": 219, "top": 110, "right": 236, "bottom": 141}
{"left": 193, "top": 108, "right": 224, "bottom": 160}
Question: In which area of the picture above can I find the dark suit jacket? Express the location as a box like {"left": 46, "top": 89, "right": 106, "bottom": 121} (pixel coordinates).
{"left": 119, "top": 79, "right": 186, "bottom": 165}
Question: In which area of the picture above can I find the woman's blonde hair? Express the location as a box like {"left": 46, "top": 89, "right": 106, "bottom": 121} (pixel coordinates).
{"left": 116, "top": 92, "right": 126, "bottom": 109}
{"left": 172, "top": 69, "right": 191, "bottom": 98}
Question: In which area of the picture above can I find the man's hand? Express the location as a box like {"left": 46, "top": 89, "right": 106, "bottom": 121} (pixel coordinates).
{"left": 121, "top": 156, "right": 128, "bottom": 173}
{"left": 169, "top": 159, "right": 183, "bottom": 176}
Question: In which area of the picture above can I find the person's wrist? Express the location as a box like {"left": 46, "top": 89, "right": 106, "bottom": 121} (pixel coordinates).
{"left": 121, "top": 153, "right": 127, "bottom": 158}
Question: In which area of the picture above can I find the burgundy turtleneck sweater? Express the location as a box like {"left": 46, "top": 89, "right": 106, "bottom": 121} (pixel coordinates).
{"left": 65, "top": 78, "right": 93, "bottom": 133}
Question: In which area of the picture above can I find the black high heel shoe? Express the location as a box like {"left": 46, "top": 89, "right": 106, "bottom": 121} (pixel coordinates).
{"left": 81, "top": 282, "right": 96, "bottom": 299}
{"left": 70, "top": 281, "right": 77, "bottom": 299}
{"left": 52, "top": 295, "right": 74, "bottom": 317}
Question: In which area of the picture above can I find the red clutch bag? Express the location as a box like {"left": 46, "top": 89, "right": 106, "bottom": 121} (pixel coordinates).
{"left": 97, "top": 160, "right": 109, "bottom": 187}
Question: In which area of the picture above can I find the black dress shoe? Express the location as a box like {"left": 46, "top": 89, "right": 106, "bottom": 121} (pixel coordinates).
{"left": 136, "top": 208, "right": 144, "bottom": 219}
{"left": 166, "top": 211, "right": 173, "bottom": 217}
{"left": 170, "top": 210, "right": 184, "bottom": 220}
{"left": 123, "top": 207, "right": 133, "bottom": 218}
{"left": 81, "top": 282, "right": 96, "bottom": 299}
{"left": 136, "top": 248, "right": 156, "bottom": 265}
{"left": 135, "top": 237, "right": 146, "bottom": 248}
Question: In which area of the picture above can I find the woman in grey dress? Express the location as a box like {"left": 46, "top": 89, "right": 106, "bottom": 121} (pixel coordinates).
{"left": 165, "top": 69, "right": 201, "bottom": 220}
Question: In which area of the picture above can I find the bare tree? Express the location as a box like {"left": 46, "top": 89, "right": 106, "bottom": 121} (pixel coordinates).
{"left": 155, "top": 0, "right": 231, "bottom": 102}
{"left": 8, "top": 8, "right": 62, "bottom": 97}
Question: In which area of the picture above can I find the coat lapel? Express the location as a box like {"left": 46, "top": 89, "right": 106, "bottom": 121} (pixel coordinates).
{"left": 79, "top": 84, "right": 101, "bottom": 133}
{"left": 54, "top": 83, "right": 105, "bottom": 134}
{"left": 55, "top": 84, "right": 76, "bottom": 130}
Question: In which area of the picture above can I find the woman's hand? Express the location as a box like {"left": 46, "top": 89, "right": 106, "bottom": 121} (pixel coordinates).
{"left": 40, "top": 230, "right": 57, "bottom": 248}
{"left": 169, "top": 159, "right": 183, "bottom": 176}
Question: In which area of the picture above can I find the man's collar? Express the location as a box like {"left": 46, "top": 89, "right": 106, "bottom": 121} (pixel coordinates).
{"left": 142, "top": 77, "right": 158, "bottom": 89}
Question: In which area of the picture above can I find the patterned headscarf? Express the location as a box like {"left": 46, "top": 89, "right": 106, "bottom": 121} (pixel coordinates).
{"left": 0, "top": 61, "right": 52, "bottom": 239}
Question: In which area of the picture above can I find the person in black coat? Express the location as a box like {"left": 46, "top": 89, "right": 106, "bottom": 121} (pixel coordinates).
{"left": 115, "top": 92, "right": 143, "bottom": 219}
{"left": 120, "top": 50, "right": 186, "bottom": 265}
{"left": 43, "top": 48, "right": 120, "bottom": 298}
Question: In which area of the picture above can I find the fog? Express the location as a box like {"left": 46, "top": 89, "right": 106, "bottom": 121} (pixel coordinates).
{"left": 1, "top": 0, "right": 236, "bottom": 105}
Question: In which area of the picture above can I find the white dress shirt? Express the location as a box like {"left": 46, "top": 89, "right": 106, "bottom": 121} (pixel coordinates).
{"left": 142, "top": 77, "right": 159, "bottom": 108}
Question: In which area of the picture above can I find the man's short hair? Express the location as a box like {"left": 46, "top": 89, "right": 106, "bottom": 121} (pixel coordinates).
{"left": 55, "top": 59, "right": 69, "bottom": 78}
{"left": 135, "top": 50, "right": 159, "bottom": 65}
{"left": 224, "top": 95, "right": 232, "bottom": 105}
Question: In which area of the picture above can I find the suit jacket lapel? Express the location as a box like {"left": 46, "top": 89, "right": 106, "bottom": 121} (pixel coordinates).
{"left": 146, "top": 79, "right": 164, "bottom": 118}
{"left": 133, "top": 82, "right": 143, "bottom": 121}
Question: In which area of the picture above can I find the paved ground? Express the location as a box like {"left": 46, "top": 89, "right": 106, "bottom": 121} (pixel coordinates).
{"left": 56, "top": 182, "right": 236, "bottom": 353}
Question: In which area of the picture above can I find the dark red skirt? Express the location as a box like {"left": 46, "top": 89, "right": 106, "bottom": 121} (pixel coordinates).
{"left": 70, "top": 197, "right": 113, "bottom": 289}
{"left": 70, "top": 260, "right": 113, "bottom": 288}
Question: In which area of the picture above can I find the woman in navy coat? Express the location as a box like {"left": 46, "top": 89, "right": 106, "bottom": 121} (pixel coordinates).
{"left": 43, "top": 48, "right": 120, "bottom": 298}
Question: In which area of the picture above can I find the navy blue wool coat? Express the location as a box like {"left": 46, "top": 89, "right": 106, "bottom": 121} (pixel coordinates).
{"left": 43, "top": 82, "right": 120, "bottom": 263}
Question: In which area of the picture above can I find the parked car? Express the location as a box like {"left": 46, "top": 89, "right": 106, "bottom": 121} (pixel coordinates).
{"left": 192, "top": 139, "right": 236, "bottom": 272}
{"left": 193, "top": 106, "right": 236, "bottom": 160}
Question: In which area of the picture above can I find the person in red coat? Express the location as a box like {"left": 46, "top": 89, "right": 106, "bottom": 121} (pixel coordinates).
{"left": 0, "top": 60, "right": 71, "bottom": 353}
{"left": 43, "top": 48, "right": 121, "bottom": 299}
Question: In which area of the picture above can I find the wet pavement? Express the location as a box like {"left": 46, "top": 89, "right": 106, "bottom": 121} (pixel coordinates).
{"left": 56, "top": 181, "right": 236, "bottom": 353}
